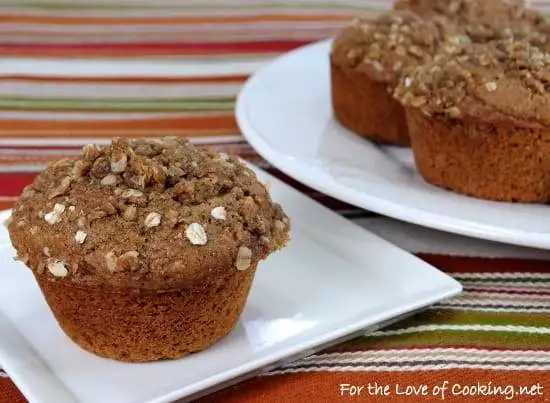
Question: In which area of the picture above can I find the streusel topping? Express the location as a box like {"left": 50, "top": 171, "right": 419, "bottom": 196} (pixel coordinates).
{"left": 8, "top": 137, "right": 290, "bottom": 289}
{"left": 394, "top": 0, "right": 544, "bottom": 42}
{"left": 331, "top": 10, "right": 451, "bottom": 84}
{"left": 394, "top": 39, "right": 550, "bottom": 125}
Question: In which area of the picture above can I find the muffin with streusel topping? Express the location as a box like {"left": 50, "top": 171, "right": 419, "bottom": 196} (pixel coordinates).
{"left": 394, "top": 39, "right": 550, "bottom": 202}
{"left": 8, "top": 137, "right": 290, "bottom": 362}
{"left": 330, "top": 10, "right": 450, "bottom": 145}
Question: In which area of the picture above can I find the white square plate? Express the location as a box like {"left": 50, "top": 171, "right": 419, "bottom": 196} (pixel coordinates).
{"left": 0, "top": 167, "right": 461, "bottom": 403}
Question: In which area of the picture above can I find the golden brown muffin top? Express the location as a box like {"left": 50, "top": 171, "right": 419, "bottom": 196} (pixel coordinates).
{"left": 394, "top": 39, "right": 550, "bottom": 126}
{"left": 394, "top": 0, "right": 544, "bottom": 42}
{"left": 331, "top": 10, "right": 452, "bottom": 84}
{"left": 8, "top": 137, "right": 290, "bottom": 290}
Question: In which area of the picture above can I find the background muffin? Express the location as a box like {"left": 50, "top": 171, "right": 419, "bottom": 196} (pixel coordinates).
{"left": 330, "top": 10, "right": 448, "bottom": 145}
{"left": 394, "top": 39, "right": 550, "bottom": 202}
{"left": 8, "top": 137, "right": 290, "bottom": 362}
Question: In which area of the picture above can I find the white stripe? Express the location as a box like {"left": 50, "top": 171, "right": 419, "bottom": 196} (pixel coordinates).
{"left": 368, "top": 324, "right": 550, "bottom": 336}
{"left": 440, "top": 300, "right": 550, "bottom": 308}
{"left": 462, "top": 282, "right": 550, "bottom": 291}
{"left": 0, "top": 58, "right": 267, "bottom": 78}
{"left": 457, "top": 292, "right": 550, "bottom": 301}
{"left": 0, "top": 31, "right": 332, "bottom": 45}
{"left": 0, "top": 149, "right": 81, "bottom": 156}
{"left": 0, "top": 81, "right": 243, "bottom": 99}
{"left": 452, "top": 272, "right": 550, "bottom": 280}
{"left": 0, "top": 110, "right": 231, "bottom": 120}
{"left": 0, "top": 196, "right": 17, "bottom": 202}
{"left": 291, "top": 349, "right": 550, "bottom": 365}
{"left": 0, "top": 21, "right": 343, "bottom": 34}
{"left": 267, "top": 363, "right": 550, "bottom": 374}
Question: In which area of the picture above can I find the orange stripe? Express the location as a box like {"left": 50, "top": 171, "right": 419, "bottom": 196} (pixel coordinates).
{"left": 0, "top": 48, "right": 279, "bottom": 58}
{"left": 0, "top": 75, "right": 248, "bottom": 84}
{"left": 0, "top": 13, "right": 352, "bottom": 25}
{"left": 199, "top": 370, "right": 549, "bottom": 403}
{"left": 0, "top": 201, "right": 14, "bottom": 210}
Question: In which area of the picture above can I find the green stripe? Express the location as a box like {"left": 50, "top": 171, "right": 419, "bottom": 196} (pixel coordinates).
{"left": 0, "top": 97, "right": 235, "bottom": 112}
{"left": 384, "top": 309, "right": 550, "bottom": 329}
{"left": 328, "top": 331, "right": 550, "bottom": 351}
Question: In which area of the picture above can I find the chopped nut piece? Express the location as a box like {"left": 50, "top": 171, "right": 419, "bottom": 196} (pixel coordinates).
{"left": 87, "top": 209, "right": 107, "bottom": 221}
{"left": 123, "top": 205, "right": 137, "bottom": 221}
{"left": 105, "top": 251, "right": 117, "bottom": 273}
{"left": 48, "top": 176, "right": 72, "bottom": 199}
{"left": 43, "top": 247, "right": 51, "bottom": 257}
{"left": 144, "top": 212, "right": 162, "bottom": 228}
{"left": 14, "top": 253, "right": 29, "bottom": 264}
{"left": 121, "top": 189, "right": 144, "bottom": 198}
{"left": 77, "top": 216, "right": 88, "bottom": 228}
{"left": 75, "top": 230, "right": 87, "bottom": 244}
{"left": 218, "top": 152, "right": 230, "bottom": 161}
{"left": 83, "top": 143, "right": 101, "bottom": 160}
{"left": 211, "top": 206, "right": 227, "bottom": 220}
{"left": 110, "top": 154, "right": 127, "bottom": 173}
{"left": 30, "top": 226, "right": 38, "bottom": 235}
{"left": 165, "top": 209, "right": 179, "bottom": 227}
{"left": 485, "top": 81, "right": 497, "bottom": 92}
{"left": 185, "top": 223, "right": 208, "bottom": 245}
{"left": 100, "top": 174, "right": 118, "bottom": 186}
{"left": 17, "top": 219, "right": 26, "bottom": 227}
{"left": 259, "top": 236, "right": 270, "bottom": 244}
{"left": 47, "top": 260, "right": 68, "bottom": 277}
{"left": 447, "top": 106, "right": 461, "bottom": 118}
{"left": 274, "top": 220, "right": 286, "bottom": 230}
{"left": 44, "top": 203, "right": 66, "bottom": 225}
{"left": 66, "top": 206, "right": 79, "bottom": 221}
{"left": 116, "top": 251, "right": 139, "bottom": 271}
{"left": 235, "top": 246, "right": 252, "bottom": 271}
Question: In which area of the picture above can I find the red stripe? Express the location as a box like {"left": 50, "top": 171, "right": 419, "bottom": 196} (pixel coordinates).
{"left": 0, "top": 41, "right": 308, "bottom": 56}
{"left": 418, "top": 254, "right": 550, "bottom": 274}
{"left": 0, "top": 173, "right": 37, "bottom": 196}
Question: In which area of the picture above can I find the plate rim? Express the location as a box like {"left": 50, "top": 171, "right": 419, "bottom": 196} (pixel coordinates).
{"left": 236, "top": 39, "right": 550, "bottom": 250}
{"left": 0, "top": 165, "right": 462, "bottom": 403}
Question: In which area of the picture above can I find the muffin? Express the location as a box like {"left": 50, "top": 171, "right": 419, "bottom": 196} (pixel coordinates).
{"left": 330, "top": 10, "right": 448, "bottom": 145}
{"left": 8, "top": 137, "right": 290, "bottom": 362}
{"left": 394, "top": 39, "right": 550, "bottom": 202}
{"left": 394, "top": 0, "right": 545, "bottom": 42}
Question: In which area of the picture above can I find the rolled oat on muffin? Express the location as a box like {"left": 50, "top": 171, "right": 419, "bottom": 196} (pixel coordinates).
{"left": 8, "top": 137, "right": 290, "bottom": 362}
{"left": 394, "top": 39, "right": 550, "bottom": 202}
{"left": 330, "top": 10, "right": 452, "bottom": 146}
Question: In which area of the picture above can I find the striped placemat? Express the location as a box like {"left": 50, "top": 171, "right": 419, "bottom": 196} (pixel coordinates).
{"left": 0, "top": 1, "right": 549, "bottom": 402}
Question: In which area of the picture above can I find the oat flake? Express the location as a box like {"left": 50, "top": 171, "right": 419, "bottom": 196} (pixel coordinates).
{"left": 211, "top": 206, "right": 227, "bottom": 220}
{"left": 47, "top": 261, "right": 68, "bottom": 277}
{"left": 185, "top": 223, "right": 208, "bottom": 245}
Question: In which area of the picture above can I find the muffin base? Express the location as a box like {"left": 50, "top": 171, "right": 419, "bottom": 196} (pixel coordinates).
{"left": 406, "top": 108, "right": 550, "bottom": 203}
{"left": 35, "top": 265, "right": 257, "bottom": 362}
{"left": 330, "top": 58, "right": 410, "bottom": 146}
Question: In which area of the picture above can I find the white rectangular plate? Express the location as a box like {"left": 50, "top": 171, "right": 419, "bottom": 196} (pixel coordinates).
{"left": 0, "top": 167, "right": 461, "bottom": 403}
